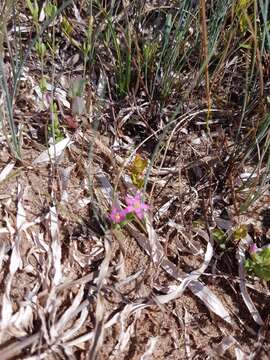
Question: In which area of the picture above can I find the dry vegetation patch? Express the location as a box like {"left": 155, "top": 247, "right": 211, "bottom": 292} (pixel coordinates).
{"left": 0, "top": 1, "right": 270, "bottom": 359}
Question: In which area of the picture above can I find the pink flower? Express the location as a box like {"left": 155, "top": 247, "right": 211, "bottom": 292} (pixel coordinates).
{"left": 249, "top": 243, "right": 258, "bottom": 254}
{"left": 125, "top": 192, "right": 149, "bottom": 219}
{"left": 110, "top": 206, "right": 126, "bottom": 223}
{"left": 249, "top": 244, "right": 259, "bottom": 259}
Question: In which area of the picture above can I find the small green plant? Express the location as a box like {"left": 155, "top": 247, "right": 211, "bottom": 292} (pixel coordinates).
{"left": 26, "top": 0, "right": 39, "bottom": 29}
{"left": 44, "top": 1, "right": 57, "bottom": 19}
{"left": 35, "top": 39, "right": 47, "bottom": 95}
{"left": 48, "top": 102, "right": 64, "bottom": 142}
{"left": 61, "top": 15, "right": 79, "bottom": 48}
{"left": 82, "top": 16, "right": 94, "bottom": 75}
{"left": 213, "top": 228, "right": 227, "bottom": 249}
{"left": 235, "top": 0, "right": 253, "bottom": 34}
{"left": 245, "top": 244, "right": 270, "bottom": 281}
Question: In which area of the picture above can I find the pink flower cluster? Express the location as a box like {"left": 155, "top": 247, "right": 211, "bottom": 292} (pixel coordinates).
{"left": 110, "top": 192, "right": 149, "bottom": 224}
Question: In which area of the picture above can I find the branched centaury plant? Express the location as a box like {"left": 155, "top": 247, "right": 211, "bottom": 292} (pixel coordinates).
{"left": 0, "top": 0, "right": 73, "bottom": 160}
{"left": 27, "top": 0, "right": 47, "bottom": 96}
{"left": 82, "top": 15, "right": 94, "bottom": 77}
{"left": 61, "top": 5, "right": 94, "bottom": 76}
{"left": 47, "top": 101, "right": 64, "bottom": 143}
{"left": 0, "top": 1, "right": 21, "bottom": 158}
{"left": 12, "top": 0, "right": 72, "bottom": 100}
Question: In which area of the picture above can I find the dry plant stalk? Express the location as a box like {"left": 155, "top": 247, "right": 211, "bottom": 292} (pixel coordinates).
{"left": 200, "top": 0, "right": 212, "bottom": 131}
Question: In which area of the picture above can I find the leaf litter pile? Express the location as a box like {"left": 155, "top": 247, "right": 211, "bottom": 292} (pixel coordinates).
{"left": 1, "top": 1, "right": 270, "bottom": 359}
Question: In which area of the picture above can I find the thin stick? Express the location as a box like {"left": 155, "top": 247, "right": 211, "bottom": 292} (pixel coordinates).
{"left": 200, "top": 0, "right": 211, "bottom": 134}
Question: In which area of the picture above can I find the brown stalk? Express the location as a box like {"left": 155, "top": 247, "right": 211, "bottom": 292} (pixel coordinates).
{"left": 200, "top": 0, "right": 211, "bottom": 133}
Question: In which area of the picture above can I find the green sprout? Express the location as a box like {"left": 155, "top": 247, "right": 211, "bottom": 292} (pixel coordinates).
{"left": 245, "top": 244, "right": 270, "bottom": 281}
{"left": 61, "top": 16, "right": 73, "bottom": 38}
{"left": 48, "top": 102, "right": 64, "bottom": 143}
{"left": 213, "top": 228, "right": 227, "bottom": 250}
{"left": 44, "top": 1, "right": 57, "bottom": 19}
{"left": 26, "top": 0, "right": 39, "bottom": 25}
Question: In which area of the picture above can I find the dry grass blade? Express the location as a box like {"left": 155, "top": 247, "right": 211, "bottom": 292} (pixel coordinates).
{"left": 33, "top": 137, "right": 72, "bottom": 165}
{"left": 0, "top": 162, "right": 15, "bottom": 183}
{"left": 139, "top": 337, "right": 159, "bottom": 360}
{"left": 50, "top": 203, "right": 62, "bottom": 286}
{"left": 0, "top": 333, "right": 40, "bottom": 360}
{"left": 88, "top": 237, "right": 112, "bottom": 360}
{"left": 238, "top": 234, "right": 264, "bottom": 326}
{"left": 1, "top": 183, "right": 26, "bottom": 336}
{"left": 128, "top": 223, "right": 232, "bottom": 323}
{"left": 54, "top": 285, "right": 85, "bottom": 335}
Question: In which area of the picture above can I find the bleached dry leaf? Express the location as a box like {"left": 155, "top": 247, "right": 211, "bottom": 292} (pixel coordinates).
{"left": 59, "top": 165, "right": 75, "bottom": 202}
{"left": 0, "top": 333, "right": 40, "bottom": 360}
{"left": 235, "top": 347, "right": 249, "bottom": 360}
{"left": 96, "top": 71, "right": 107, "bottom": 98}
{"left": 153, "top": 196, "right": 177, "bottom": 221}
{"left": 95, "top": 170, "right": 121, "bottom": 209}
{"left": 61, "top": 306, "right": 89, "bottom": 343}
{"left": 188, "top": 281, "right": 231, "bottom": 323}
{"left": 1, "top": 291, "right": 13, "bottom": 334}
{"left": 190, "top": 229, "right": 213, "bottom": 275}
{"left": 96, "top": 236, "right": 112, "bottom": 290}
{"left": 155, "top": 276, "right": 198, "bottom": 304}
{"left": 1, "top": 184, "right": 27, "bottom": 334}
{"left": 55, "top": 285, "right": 85, "bottom": 334}
{"left": 0, "top": 162, "right": 15, "bottom": 182}
{"left": 237, "top": 234, "right": 264, "bottom": 325}
{"left": 87, "top": 237, "right": 113, "bottom": 359}
{"left": 0, "top": 274, "right": 37, "bottom": 338}
{"left": 113, "top": 313, "right": 136, "bottom": 355}
{"left": 31, "top": 231, "right": 49, "bottom": 253}
{"left": 65, "top": 302, "right": 149, "bottom": 348}
{"left": 50, "top": 204, "right": 62, "bottom": 286}
{"left": 128, "top": 224, "right": 232, "bottom": 323}
{"left": 23, "top": 354, "right": 48, "bottom": 360}
{"left": 71, "top": 241, "right": 104, "bottom": 268}
{"left": 214, "top": 335, "right": 236, "bottom": 356}
{"left": 145, "top": 216, "right": 163, "bottom": 266}
{"left": 184, "top": 309, "right": 192, "bottom": 359}
{"left": 115, "top": 269, "right": 143, "bottom": 288}
{"left": 88, "top": 293, "right": 105, "bottom": 360}
{"left": 76, "top": 196, "right": 92, "bottom": 208}
{"left": 33, "top": 137, "right": 72, "bottom": 165}
{"left": 140, "top": 337, "right": 159, "bottom": 360}
{"left": 0, "top": 242, "right": 8, "bottom": 271}
{"left": 62, "top": 347, "right": 77, "bottom": 360}
{"left": 7, "top": 302, "right": 34, "bottom": 337}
